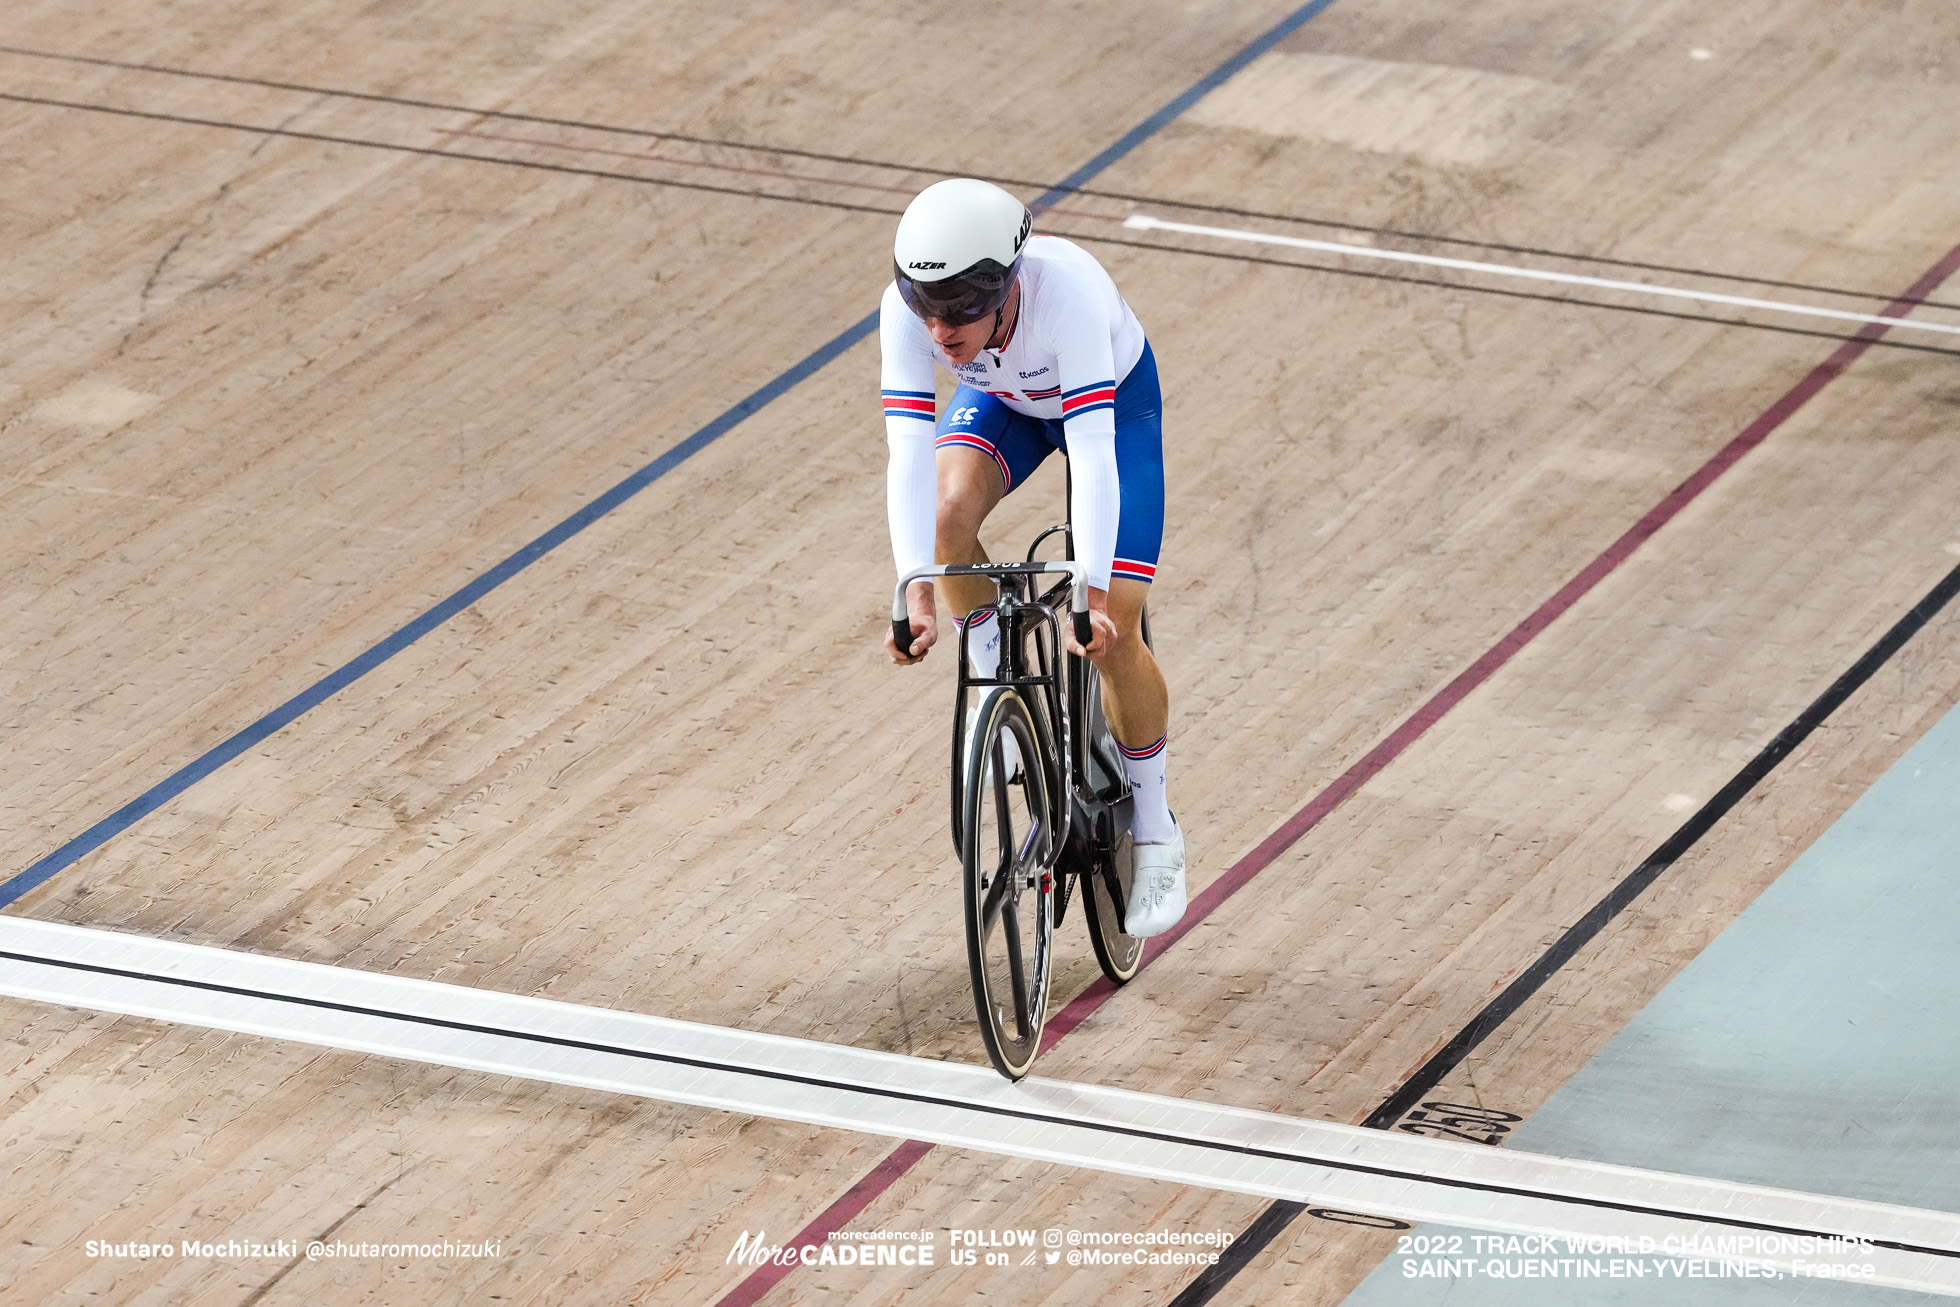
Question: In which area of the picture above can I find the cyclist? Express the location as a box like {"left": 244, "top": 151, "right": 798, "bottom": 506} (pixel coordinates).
{"left": 879, "top": 177, "right": 1186, "bottom": 937}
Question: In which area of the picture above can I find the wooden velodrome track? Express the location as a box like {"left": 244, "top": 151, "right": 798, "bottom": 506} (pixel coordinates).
{"left": 5, "top": 0, "right": 1960, "bottom": 1302}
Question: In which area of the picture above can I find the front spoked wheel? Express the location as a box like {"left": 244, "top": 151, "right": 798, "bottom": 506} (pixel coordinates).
{"left": 961, "top": 687, "right": 1055, "bottom": 1080}
{"left": 1078, "top": 660, "right": 1146, "bottom": 985}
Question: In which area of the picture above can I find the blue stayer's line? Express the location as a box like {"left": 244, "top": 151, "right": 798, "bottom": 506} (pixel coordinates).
{"left": 0, "top": 312, "right": 874, "bottom": 911}
{"left": 2, "top": 0, "right": 1342, "bottom": 912}
{"left": 1032, "top": 0, "right": 1340, "bottom": 211}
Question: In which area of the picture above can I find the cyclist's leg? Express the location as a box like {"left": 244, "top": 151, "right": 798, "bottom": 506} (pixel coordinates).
{"left": 1084, "top": 343, "right": 1168, "bottom": 751}
{"left": 1082, "top": 344, "right": 1179, "bottom": 860}
{"left": 1095, "top": 579, "right": 1166, "bottom": 740}
{"left": 939, "top": 392, "right": 1053, "bottom": 782}
{"left": 934, "top": 389, "right": 1056, "bottom": 658}
{"left": 935, "top": 446, "right": 1010, "bottom": 681}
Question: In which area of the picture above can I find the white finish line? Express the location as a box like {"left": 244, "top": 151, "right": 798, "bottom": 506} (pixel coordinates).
{"left": 1121, "top": 214, "right": 1960, "bottom": 338}
{"left": 2, "top": 916, "right": 1957, "bottom": 1295}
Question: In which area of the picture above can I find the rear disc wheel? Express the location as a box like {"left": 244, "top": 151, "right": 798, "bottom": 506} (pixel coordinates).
{"left": 1079, "top": 664, "right": 1145, "bottom": 984}
{"left": 1085, "top": 828, "right": 1144, "bottom": 983}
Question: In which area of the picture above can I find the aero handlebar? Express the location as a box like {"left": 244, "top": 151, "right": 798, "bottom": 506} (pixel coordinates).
{"left": 891, "top": 562, "right": 1092, "bottom": 658}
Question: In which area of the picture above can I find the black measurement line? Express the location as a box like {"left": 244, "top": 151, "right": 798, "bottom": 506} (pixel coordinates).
{"left": 0, "top": 43, "right": 981, "bottom": 180}
{"left": 5, "top": 41, "right": 1957, "bottom": 310}
{"left": 1057, "top": 190, "right": 1960, "bottom": 310}
{"left": 2, "top": 944, "right": 1954, "bottom": 1257}
{"left": 4, "top": 91, "right": 1956, "bottom": 357}
{"left": 1060, "top": 232, "right": 1960, "bottom": 359}
{"left": 0, "top": 91, "right": 900, "bottom": 218}
{"left": 1171, "top": 558, "right": 1960, "bottom": 1304}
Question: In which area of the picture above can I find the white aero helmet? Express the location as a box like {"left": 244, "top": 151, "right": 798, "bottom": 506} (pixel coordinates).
{"left": 892, "top": 178, "right": 1032, "bottom": 324}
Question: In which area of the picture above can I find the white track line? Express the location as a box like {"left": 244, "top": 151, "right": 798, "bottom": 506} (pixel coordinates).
{"left": 1122, "top": 214, "right": 1960, "bottom": 337}
{"left": 3, "top": 916, "right": 1957, "bottom": 1294}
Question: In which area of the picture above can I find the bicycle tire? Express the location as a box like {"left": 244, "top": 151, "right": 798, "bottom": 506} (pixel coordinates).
{"left": 961, "top": 686, "right": 1056, "bottom": 1080}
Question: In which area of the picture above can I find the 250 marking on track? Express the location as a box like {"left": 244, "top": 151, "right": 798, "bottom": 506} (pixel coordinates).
{"left": 1395, "top": 1101, "right": 1522, "bottom": 1146}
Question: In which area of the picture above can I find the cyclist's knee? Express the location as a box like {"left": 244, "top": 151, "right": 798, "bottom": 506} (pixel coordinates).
{"left": 1104, "top": 578, "right": 1151, "bottom": 638}
{"left": 935, "top": 453, "right": 1001, "bottom": 544}
{"left": 1090, "top": 638, "right": 1152, "bottom": 676}
{"left": 936, "top": 492, "right": 986, "bottom": 546}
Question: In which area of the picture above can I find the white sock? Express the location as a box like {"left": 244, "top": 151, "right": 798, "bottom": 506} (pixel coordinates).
{"left": 1120, "top": 734, "right": 1175, "bottom": 843}
{"left": 957, "top": 609, "right": 1001, "bottom": 679}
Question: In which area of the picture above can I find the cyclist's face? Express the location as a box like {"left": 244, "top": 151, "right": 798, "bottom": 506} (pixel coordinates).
{"left": 926, "top": 280, "right": 1019, "bottom": 366}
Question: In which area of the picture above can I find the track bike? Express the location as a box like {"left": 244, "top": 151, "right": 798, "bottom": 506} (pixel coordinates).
{"left": 891, "top": 524, "right": 1150, "bottom": 1079}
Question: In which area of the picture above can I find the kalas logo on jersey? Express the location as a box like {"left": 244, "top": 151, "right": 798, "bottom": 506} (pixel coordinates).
{"left": 907, "top": 261, "right": 947, "bottom": 270}
{"left": 1018, "top": 367, "right": 1049, "bottom": 379}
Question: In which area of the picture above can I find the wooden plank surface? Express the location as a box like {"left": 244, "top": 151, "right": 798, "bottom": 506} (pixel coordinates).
{"left": 3, "top": 0, "right": 1959, "bottom": 1302}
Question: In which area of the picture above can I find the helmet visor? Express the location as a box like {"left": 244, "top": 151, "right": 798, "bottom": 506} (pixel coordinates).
{"left": 894, "top": 256, "right": 1020, "bottom": 325}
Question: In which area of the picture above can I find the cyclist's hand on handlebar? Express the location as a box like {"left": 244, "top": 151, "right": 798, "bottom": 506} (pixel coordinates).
{"left": 1067, "top": 589, "right": 1121, "bottom": 659}
{"left": 888, "top": 615, "right": 936, "bottom": 664}
{"left": 887, "top": 580, "right": 938, "bottom": 665}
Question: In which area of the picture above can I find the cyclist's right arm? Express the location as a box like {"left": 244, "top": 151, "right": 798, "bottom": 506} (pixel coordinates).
{"left": 880, "top": 286, "right": 939, "bottom": 663}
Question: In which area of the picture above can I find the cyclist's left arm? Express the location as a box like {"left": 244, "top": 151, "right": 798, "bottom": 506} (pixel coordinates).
{"left": 1047, "top": 294, "right": 1122, "bottom": 655}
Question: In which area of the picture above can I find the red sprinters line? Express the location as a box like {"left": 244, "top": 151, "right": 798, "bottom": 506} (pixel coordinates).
{"left": 1047, "top": 235, "right": 1960, "bottom": 1039}
{"left": 713, "top": 240, "right": 1960, "bottom": 1306}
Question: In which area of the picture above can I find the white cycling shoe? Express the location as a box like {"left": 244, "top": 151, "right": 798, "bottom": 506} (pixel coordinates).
{"left": 1125, "top": 823, "right": 1187, "bottom": 937}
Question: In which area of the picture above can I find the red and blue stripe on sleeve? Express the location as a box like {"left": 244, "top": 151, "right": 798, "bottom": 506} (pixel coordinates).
{"left": 1059, "top": 380, "right": 1117, "bottom": 420}
{"left": 881, "top": 388, "right": 936, "bottom": 421}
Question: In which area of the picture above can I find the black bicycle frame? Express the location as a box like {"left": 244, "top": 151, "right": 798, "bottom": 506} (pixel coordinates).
{"left": 949, "top": 566, "right": 1073, "bottom": 860}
